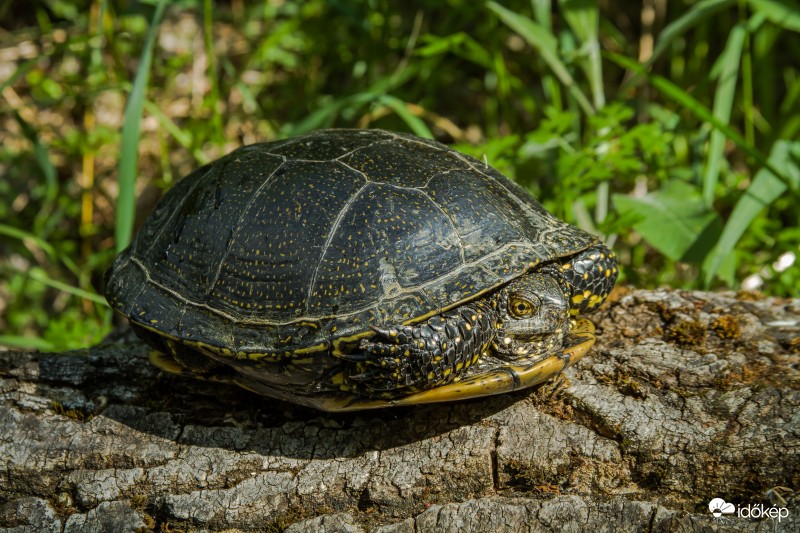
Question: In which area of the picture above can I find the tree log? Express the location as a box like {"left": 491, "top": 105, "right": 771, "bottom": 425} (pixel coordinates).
{"left": 1, "top": 289, "right": 798, "bottom": 532}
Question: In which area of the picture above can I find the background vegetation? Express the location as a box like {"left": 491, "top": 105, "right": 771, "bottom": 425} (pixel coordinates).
{"left": 1, "top": 0, "right": 798, "bottom": 351}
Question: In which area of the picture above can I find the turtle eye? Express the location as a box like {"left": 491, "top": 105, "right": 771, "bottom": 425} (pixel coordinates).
{"left": 508, "top": 296, "right": 534, "bottom": 318}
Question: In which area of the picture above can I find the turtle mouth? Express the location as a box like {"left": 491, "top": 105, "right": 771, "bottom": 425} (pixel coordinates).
{"left": 492, "top": 327, "right": 567, "bottom": 360}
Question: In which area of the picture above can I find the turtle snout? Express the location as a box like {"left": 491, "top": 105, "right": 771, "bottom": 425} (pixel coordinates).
{"left": 492, "top": 272, "right": 572, "bottom": 359}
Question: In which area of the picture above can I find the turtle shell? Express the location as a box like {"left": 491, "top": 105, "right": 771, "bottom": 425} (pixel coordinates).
{"left": 105, "top": 129, "right": 598, "bottom": 402}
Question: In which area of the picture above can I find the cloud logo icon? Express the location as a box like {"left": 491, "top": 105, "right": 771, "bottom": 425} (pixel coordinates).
{"left": 709, "top": 498, "right": 736, "bottom": 517}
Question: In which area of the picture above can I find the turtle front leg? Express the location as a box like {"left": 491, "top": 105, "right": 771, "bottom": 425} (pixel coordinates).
{"left": 343, "top": 302, "right": 497, "bottom": 393}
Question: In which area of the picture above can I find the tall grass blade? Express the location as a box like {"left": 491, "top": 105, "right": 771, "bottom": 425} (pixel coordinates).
{"left": 377, "top": 95, "right": 434, "bottom": 138}
{"left": 558, "top": 0, "right": 607, "bottom": 226}
{"left": 12, "top": 111, "right": 58, "bottom": 236}
{"left": 529, "top": 0, "right": 562, "bottom": 110}
{"left": 605, "top": 51, "right": 789, "bottom": 186}
{"left": 115, "top": 0, "right": 168, "bottom": 252}
{"left": 0, "top": 265, "right": 108, "bottom": 305}
{"left": 0, "top": 224, "right": 57, "bottom": 259}
{"left": 704, "top": 140, "right": 800, "bottom": 285}
{"left": 0, "top": 224, "right": 83, "bottom": 279}
{"left": 90, "top": 0, "right": 108, "bottom": 69}
{"left": 0, "top": 335, "right": 55, "bottom": 351}
{"left": 143, "top": 100, "right": 193, "bottom": 149}
{"left": 284, "top": 67, "right": 418, "bottom": 136}
{"left": 0, "top": 58, "right": 38, "bottom": 93}
{"left": 286, "top": 92, "right": 377, "bottom": 135}
{"left": 488, "top": 1, "right": 595, "bottom": 115}
{"left": 203, "top": 0, "right": 223, "bottom": 141}
{"left": 752, "top": 21, "right": 781, "bottom": 127}
{"left": 531, "top": 0, "right": 552, "bottom": 29}
{"left": 747, "top": 0, "right": 800, "bottom": 32}
{"left": 26, "top": 269, "right": 109, "bottom": 305}
{"left": 415, "top": 33, "right": 493, "bottom": 69}
{"left": 221, "top": 57, "right": 260, "bottom": 117}
{"left": 703, "top": 24, "right": 745, "bottom": 206}
{"left": 559, "top": 0, "right": 604, "bottom": 109}
{"left": 650, "top": 0, "right": 736, "bottom": 66}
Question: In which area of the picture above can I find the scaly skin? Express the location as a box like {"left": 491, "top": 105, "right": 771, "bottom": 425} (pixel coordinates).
{"left": 346, "top": 301, "right": 496, "bottom": 391}
{"left": 342, "top": 243, "right": 618, "bottom": 394}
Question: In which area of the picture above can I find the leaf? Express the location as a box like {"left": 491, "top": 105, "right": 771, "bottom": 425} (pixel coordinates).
{"left": 115, "top": 0, "right": 168, "bottom": 252}
{"left": 614, "top": 181, "right": 722, "bottom": 262}
{"left": 704, "top": 140, "right": 800, "bottom": 285}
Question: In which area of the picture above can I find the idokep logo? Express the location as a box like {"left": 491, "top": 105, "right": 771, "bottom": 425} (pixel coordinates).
{"left": 737, "top": 503, "right": 790, "bottom": 522}
{"left": 709, "top": 498, "right": 735, "bottom": 518}
{"left": 709, "top": 498, "right": 790, "bottom": 523}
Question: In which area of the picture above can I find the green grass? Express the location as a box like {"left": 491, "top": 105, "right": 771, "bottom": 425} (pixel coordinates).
{"left": 0, "top": 0, "right": 798, "bottom": 351}
{"left": 115, "top": 0, "right": 168, "bottom": 252}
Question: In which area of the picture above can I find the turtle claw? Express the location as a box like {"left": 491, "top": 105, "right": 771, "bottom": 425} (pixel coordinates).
{"left": 369, "top": 324, "right": 394, "bottom": 338}
{"left": 340, "top": 343, "right": 400, "bottom": 364}
{"left": 369, "top": 324, "right": 411, "bottom": 344}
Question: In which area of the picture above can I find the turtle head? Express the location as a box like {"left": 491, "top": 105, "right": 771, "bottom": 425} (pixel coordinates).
{"left": 492, "top": 272, "right": 571, "bottom": 359}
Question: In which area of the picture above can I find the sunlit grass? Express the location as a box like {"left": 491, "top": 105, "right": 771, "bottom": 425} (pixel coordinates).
{"left": 0, "top": 0, "right": 797, "bottom": 350}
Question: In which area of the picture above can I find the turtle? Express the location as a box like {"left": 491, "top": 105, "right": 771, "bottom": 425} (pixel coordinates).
{"left": 105, "top": 129, "right": 618, "bottom": 411}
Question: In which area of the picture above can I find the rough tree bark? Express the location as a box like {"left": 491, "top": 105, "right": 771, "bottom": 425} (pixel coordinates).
{"left": 1, "top": 289, "right": 798, "bottom": 532}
